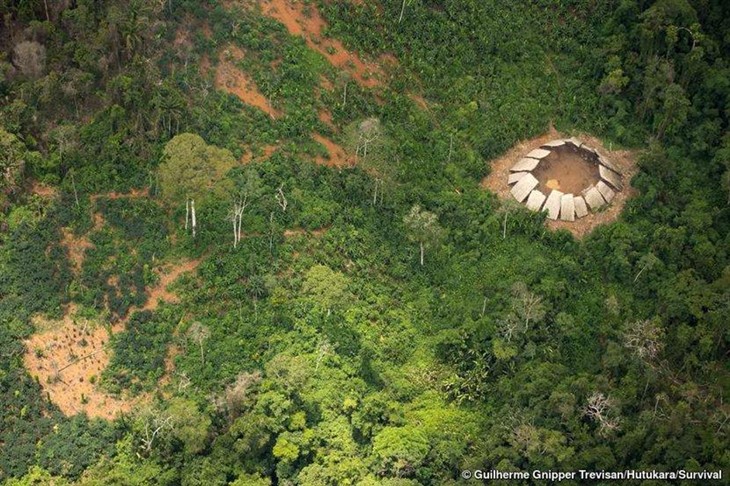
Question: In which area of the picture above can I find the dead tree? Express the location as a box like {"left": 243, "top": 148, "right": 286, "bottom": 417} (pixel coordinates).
{"left": 184, "top": 197, "right": 197, "bottom": 237}
{"left": 215, "top": 371, "right": 262, "bottom": 420}
{"left": 186, "top": 322, "right": 210, "bottom": 365}
{"left": 140, "top": 415, "right": 173, "bottom": 454}
{"left": 583, "top": 392, "right": 620, "bottom": 436}
{"left": 276, "top": 185, "right": 288, "bottom": 212}
{"left": 623, "top": 319, "right": 664, "bottom": 363}
{"left": 398, "top": 0, "right": 408, "bottom": 23}
{"left": 190, "top": 199, "right": 197, "bottom": 237}
{"left": 228, "top": 195, "right": 248, "bottom": 248}
{"left": 12, "top": 41, "right": 46, "bottom": 79}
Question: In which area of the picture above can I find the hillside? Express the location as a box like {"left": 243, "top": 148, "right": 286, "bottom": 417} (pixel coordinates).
{"left": 0, "top": 0, "right": 728, "bottom": 484}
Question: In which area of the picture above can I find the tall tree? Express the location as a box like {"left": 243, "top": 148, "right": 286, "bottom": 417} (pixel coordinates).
{"left": 344, "top": 117, "right": 393, "bottom": 205}
{"left": 403, "top": 205, "right": 445, "bottom": 266}
{"left": 227, "top": 166, "right": 263, "bottom": 248}
{"left": 301, "top": 264, "right": 349, "bottom": 316}
{"left": 158, "top": 133, "right": 235, "bottom": 237}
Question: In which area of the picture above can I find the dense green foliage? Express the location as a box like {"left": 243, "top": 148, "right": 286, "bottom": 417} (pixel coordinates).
{"left": 0, "top": 0, "right": 728, "bottom": 484}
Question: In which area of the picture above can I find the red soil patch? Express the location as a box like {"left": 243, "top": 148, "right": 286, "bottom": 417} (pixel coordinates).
{"left": 24, "top": 258, "right": 201, "bottom": 420}
{"left": 318, "top": 109, "right": 334, "bottom": 127}
{"left": 481, "top": 127, "right": 639, "bottom": 238}
{"left": 59, "top": 190, "right": 150, "bottom": 274}
{"left": 259, "top": 0, "right": 386, "bottom": 88}
{"left": 201, "top": 22, "right": 212, "bottom": 39}
{"left": 215, "top": 46, "right": 281, "bottom": 118}
{"left": 241, "top": 144, "right": 279, "bottom": 164}
{"left": 174, "top": 26, "right": 191, "bottom": 48}
{"left": 92, "top": 212, "right": 105, "bottom": 230}
{"left": 158, "top": 343, "right": 183, "bottom": 392}
{"left": 200, "top": 54, "right": 211, "bottom": 77}
{"left": 30, "top": 180, "right": 57, "bottom": 197}
{"left": 23, "top": 305, "right": 133, "bottom": 420}
{"left": 143, "top": 259, "right": 200, "bottom": 312}
{"left": 320, "top": 76, "right": 334, "bottom": 91}
{"left": 312, "top": 133, "right": 353, "bottom": 167}
{"left": 60, "top": 228, "right": 93, "bottom": 275}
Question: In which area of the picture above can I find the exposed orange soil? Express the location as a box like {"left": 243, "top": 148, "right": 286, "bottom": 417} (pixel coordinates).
{"left": 23, "top": 258, "right": 201, "bottom": 420}
{"left": 59, "top": 190, "right": 151, "bottom": 274}
{"left": 24, "top": 305, "right": 132, "bottom": 420}
{"left": 320, "top": 76, "right": 334, "bottom": 91}
{"left": 258, "top": 0, "right": 387, "bottom": 88}
{"left": 312, "top": 133, "right": 353, "bottom": 167}
{"left": 30, "top": 180, "right": 57, "bottom": 197}
{"left": 143, "top": 259, "right": 200, "bottom": 311}
{"left": 174, "top": 26, "right": 192, "bottom": 48}
{"left": 241, "top": 144, "right": 280, "bottom": 164}
{"left": 481, "top": 127, "right": 639, "bottom": 238}
{"left": 200, "top": 53, "right": 211, "bottom": 77}
{"left": 92, "top": 211, "right": 105, "bottom": 231}
{"left": 318, "top": 108, "right": 334, "bottom": 127}
{"left": 215, "top": 46, "right": 281, "bottom": 118}
{"left": 201, "top": 22, "right": 212, "bottom": 39}
{"left": 60, "top": 228, "right": 93, "bottom": 275}
{"left": 157, "top": 344, "right": 184, "bottom": 395}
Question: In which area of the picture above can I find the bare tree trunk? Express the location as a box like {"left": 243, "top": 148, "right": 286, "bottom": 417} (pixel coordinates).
{"left": 232, "top": 212, "right": 238, "bottom": 248}
{"left": 399, "top": 0, "right": 407, "bottom": 23}
{"left": 420, "top": 241, "right": 424, "bottom": 266}
{"left": 238, "top": 211, "right": 243, "bottom": 242}
{"left": 372, "top": 180, "right": 378, "bottom": 205}
{"left": 503, "top": 212, "right": 508, "bottom": 239}
{"left": 342, "top": 82, "right": 348, "bottom": 108}
{"left": 236, "top": 212, "right": 242, "bottom": 244}
{"left": 185, "top": 199, "right": 189, "bottom": 232}
{"left": 276, "top": 186, "right": 288, "bottom": 212}
{"left": 70, "top": 171, "right": 80, "bottom": 208}
{"left": 43, "top": 0, "right": 50, "bottom": 21}
{"left": 191, "top": 199, "right": 196, "bottom": 238}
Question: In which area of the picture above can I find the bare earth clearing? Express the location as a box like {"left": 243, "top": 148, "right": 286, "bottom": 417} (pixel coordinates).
{"left": 26, "top": 188, "right": 330, "bottom": 419}
{"left": 214, "top": 45, "right": 281, "bottom": 118}
{"left": 312, "top": 132, "right": 353, "bottom": 167}
{"left": 23, "top": 259, "right": 200, "bottom": 419}
{"left": 532, "top": 146, "right": 600, "bottom": 194}
{"left": 24, "top": 190, "right": 201, "bottom": 420}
